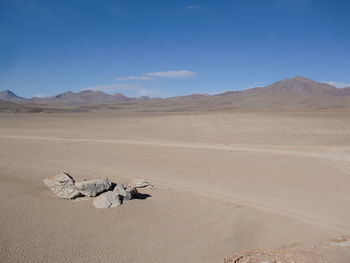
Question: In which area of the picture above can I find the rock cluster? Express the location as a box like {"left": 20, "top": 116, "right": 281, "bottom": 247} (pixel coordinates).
{"left": 224, "top": 236, "right": 350, "bottom": 263}
{"left": 43, "top": 172, "right": 153, "bottom": 209}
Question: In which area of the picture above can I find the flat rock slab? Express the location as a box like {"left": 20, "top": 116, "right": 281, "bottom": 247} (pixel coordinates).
{"left": 133, "top": 178, "right": 154, "bottom": 188}
{"left": 43, "top": 172, "right": 81, "bottom": 199}
{"left": 93, "top": 191, "right": 121, "bottom": 208}
{"left": 75, "top": 178, "right": 112, "bottom": 197}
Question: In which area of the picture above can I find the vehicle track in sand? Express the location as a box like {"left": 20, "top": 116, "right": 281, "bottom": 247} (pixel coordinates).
{"left": 84, "top": 166, "right": 350, "bottom": 234}
{"left": 4, "top": 149, "right": 348, "bottom": 234}
{"left": 1, "top": 134, "right": 350, "bottom": 161}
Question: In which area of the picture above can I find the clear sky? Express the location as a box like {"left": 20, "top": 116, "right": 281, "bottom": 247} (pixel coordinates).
{"left": 1, "top": 0, "right": 349, "bottom": 98}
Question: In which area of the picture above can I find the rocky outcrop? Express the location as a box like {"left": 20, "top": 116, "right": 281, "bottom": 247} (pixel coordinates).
{"left": 43, "top": 172, "right": 81, "bottom": 199}
{"left": 75, "top": 178, "right": 111, "bottom": 197}
{"left": 43, "top": 173, "right": 152, "bottom": 208}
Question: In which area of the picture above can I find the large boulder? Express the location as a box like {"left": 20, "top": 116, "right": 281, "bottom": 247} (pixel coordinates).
{"left": 93, "top": 191, "right": 121, "bottom": 208}
{"left": 75, "top": 178, "right": 112, "bottom": 197}
{"left": 43, "top": 172, "right": 81, "bottom": 199}
{"left": 114, "top": 184, "right": 138, "bottom": 201}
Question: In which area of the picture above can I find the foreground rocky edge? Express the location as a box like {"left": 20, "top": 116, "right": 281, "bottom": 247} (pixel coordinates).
{"left": 43, "top": 172, "right": 153, "bottom": 208}
{"left": 224, "top": 236, "right": 350, "bottom": 263}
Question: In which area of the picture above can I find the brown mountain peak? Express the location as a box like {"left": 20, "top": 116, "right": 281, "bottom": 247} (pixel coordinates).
{"left": 292, "top": 76, "right": 312, "bottom": 81}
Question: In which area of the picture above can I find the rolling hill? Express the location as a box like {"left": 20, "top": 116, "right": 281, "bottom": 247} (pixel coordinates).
{"left": 131, "top": 76, "right": 350, "bottom": 111}
{"left": 0, "top": 90, "right": 27, "bottom": 103}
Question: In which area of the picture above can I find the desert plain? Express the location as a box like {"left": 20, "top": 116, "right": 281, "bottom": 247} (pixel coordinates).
{"left": 1, "top": 110, "right": 350, "bottom": 262}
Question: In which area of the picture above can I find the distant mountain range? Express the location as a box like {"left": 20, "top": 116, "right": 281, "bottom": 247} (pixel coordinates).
{"left": 0, "top": 89, "right": 149, "bottom": 105}
{"left": 1, "top": 76, "right": 350, "bottom": 111}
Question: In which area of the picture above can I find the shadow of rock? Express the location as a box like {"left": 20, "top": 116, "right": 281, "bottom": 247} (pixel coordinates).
{"left": 134, "top": 193, "right": 152, "bottom": 200}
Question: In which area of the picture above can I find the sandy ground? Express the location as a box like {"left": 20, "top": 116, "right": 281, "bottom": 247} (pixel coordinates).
{"left": 1, "top": 111, "right": 350, "bottom": 262}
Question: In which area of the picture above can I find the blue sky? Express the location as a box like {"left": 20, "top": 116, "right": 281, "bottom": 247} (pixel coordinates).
{"left": 1, "top": 0, "right": 349, "bottom": 98}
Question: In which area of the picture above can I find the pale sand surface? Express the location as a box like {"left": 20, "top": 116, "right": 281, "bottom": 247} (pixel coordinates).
{"left": 1, "top": 111, "right": 350, "bottom": 262}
